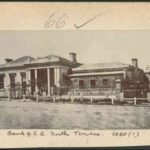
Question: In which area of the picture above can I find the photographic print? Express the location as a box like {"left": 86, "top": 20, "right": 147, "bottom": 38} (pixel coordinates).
{"left": 0, "top": 2, "right": 150, "bottom": 148}
{"left": 0, "top": 30, "right": 150, "bottom": 130}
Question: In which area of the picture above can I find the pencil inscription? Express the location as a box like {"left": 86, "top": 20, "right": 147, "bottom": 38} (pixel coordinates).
{"left": 45, "top": 13, "right": 67, "bottom": 29}
{"left": 74, "top": 14, "right": 101, "bottom": 29}
{"left": 44, "top": 13, "right": 101, "bottom": 29}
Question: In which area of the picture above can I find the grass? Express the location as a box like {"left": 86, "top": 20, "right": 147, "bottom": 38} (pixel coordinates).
{"left": 0, "top": 100, "right": 150, "bottom": 129}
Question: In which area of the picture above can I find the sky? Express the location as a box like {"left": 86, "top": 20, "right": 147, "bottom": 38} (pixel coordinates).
{"left": 0, "top": 30, "right": 150, "bottom": 70}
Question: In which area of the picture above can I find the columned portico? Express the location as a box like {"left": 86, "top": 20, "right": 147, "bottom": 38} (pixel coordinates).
{"left": 0, "top": 53, "right": 78, "bottom": 98}
{"left": 28, "top": 67, "right": 62, "bottom": 96}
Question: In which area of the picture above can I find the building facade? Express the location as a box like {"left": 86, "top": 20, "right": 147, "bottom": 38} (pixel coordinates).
{"left": 69, "top": 59, "right": 149, "bottom": 99}
{"left": 0, "top": 53, "right": 80, "bottom": 98}
{"left": 0, "top": 53, "right": 149, "bottom": 99}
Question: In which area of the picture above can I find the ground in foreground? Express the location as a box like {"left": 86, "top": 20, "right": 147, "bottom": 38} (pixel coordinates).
{"left": 0, "top": 100, "right": 150, "bottom": 129}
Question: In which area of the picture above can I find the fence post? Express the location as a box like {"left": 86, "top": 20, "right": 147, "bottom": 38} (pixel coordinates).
{"left": 43, "top": 92, "right": 46, "bottom": 102}
{"left": 36, "top": 93, "right": 39, "bottom": 102}
{"left": 111, "top": 98, "right": 114, "bottom": 105}
{"left": 58, "top": 95, "right": 61, "bottom": 102}
{"left": 23, "top": 94, "right": 26, "bottom": 102}
{"left": 80, "top": 96, "right": 83, "bottom": 102}
{"left": 90, "top": 97, "right": 93, "bottom": 103}
{"left": 8, "top": 90, "right": 11, "bottom": 101}
{"left": 120, "top": 93, "right": 124, "bottom": 102}
{"left": 120, "top": 97, "right": 123, "bottom": 102}
{"left": 7, "top": 86, "right": 11, "bottom": 101}
{"left": 53, "top": 96, "right": 55, "bottom": 103}
{"left": 80, "top": 92, "right": 84, "bottom": 102}
{"left": 134, "top": 97, "right": 137, "bottom": 105}
{"left": 71, "top": 97, "right": 74, "bottom": 103}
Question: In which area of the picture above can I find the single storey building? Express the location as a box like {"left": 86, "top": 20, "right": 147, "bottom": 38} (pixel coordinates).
{"left": 0, "top": 52, "right": 149, "bottom": 99}
{"left": 0, "top": 53, "right": 80, "bottom": 98}
{"left": 69, "top": 59, "right": 149, "bottom": 99}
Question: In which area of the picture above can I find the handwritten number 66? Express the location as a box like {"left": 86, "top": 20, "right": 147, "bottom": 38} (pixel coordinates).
{"left": 45, "top": 13, "right": 67, "bottom": 29}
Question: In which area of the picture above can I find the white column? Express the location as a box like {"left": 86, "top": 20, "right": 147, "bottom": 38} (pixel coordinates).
{"left": 16, "top": 72, "right": 22, "bottom": 84}
{"left": 123, "top": 71, "right": 126, "bottom": 79}
{"left": 26, "top": 70, "right": 31, "bottom": 83}
{"left": 26, "top": 69, "right": 31, "bottom": 93}
{"left": 54, "top": 68, "right": 57, "bottom": 86}
{"left": 47, "top": 68, "right": 50, "bottom": 96}
{"left": 4, "top": 73, "right": 10, "bottom": 89}
{"left": 57, "top": 67, "right": 61, "bottom": 87}
{"left": 35, "top": 69, "right": 38, "bottom": 92}
{"left": 4, "top": 73, "right": 10, "bottom": 99}
{"left": 54, "top": 67, "right": 60, "bottom": 87}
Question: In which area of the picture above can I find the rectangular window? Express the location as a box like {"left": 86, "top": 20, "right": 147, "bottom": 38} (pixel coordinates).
{"left": 0, "top": 75, "right": 4, "bottom": 89}
{"left": 102, "top": 79, "right": 109, "bottom": 87}
{"left": 90, "top": 80, "right": 96, "bottom": 88}
{"left": 79, "top": 80, "right": 84, "bottom": 89}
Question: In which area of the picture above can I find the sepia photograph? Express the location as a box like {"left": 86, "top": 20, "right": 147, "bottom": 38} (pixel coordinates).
{"left": 0, "top": 30, "right": 150, "bottom": 130}
{"left": 0, "top": 2, "right": 150, "bottom": 148}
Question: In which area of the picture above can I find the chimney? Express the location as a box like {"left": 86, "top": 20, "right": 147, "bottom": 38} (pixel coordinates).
{"left": 69, "top": 53, "right": 77, "bottom": 63}
{"left": 5, "top": 58, "right": 13, "bottom": 63}
{"left": 132, "top": 58, "right": 138, "bottom": 68}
